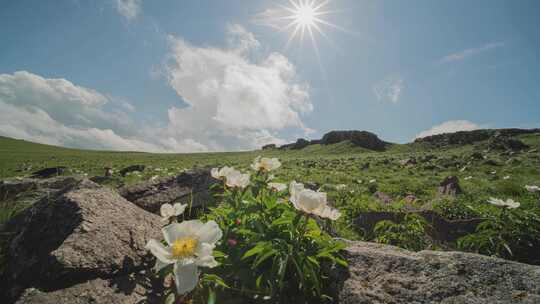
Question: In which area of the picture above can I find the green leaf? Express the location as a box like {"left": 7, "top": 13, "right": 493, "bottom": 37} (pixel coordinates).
{"left": 164, "top": 293, "right": 175, "bottom": 304}
{"left": 242, "top": 242, "right": 268, "bottom": 259}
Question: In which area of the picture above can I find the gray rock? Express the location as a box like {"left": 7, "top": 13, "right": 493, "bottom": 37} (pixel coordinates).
{"left": 438, "top": 176, "right": 462, "bottom": 196}
{"left": 14, "top": 273, "right": 161, "bottom": 304}
{"left": 336, "top": 241, "right": 540, "bottom": 304}
{"left": 0, "top": 176, "right": 81, "bottom": 204}
{"left": 399, "top": 158, "right": 417, "bottom": 166}
{"left": 119, "top": 169, "right": 218, "bottom": 214}
{"left": 2, "top": 179, "right": 161, "bottom": 301}
{"left": 119, "top": 165, "right": 146, "bottom": 177}
{"left": 30, "top": 166, "right": 67, "bottom": 178}
{"left": 373, "top": 191, "right": 393, "bottom": 205}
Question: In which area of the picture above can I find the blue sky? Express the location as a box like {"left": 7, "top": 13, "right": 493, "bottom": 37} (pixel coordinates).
{"left": 1, "top": 0, "right": 539, "bottom": 152}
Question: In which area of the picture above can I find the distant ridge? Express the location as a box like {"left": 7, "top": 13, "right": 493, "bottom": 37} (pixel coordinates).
{"left": 414, "top": 128, "right": 540, "bottom": 146}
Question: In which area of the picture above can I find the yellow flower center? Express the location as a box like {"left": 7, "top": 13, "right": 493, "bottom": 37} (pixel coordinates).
{"left": 171, "top": 237, "right": 198, "bottom": 258}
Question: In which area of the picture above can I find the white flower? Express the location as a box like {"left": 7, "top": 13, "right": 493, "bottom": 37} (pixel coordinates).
{"left": 525, "top": 185, "right": 540, "bottom": 193}
{"left": 160, "top": 203, "right": 187, "bottom": 222}
{"left": 289, "top": 181, "right": 341, "bottom": 220}
{"left": 224, "top": 169, "right": 251, "bottom": 189}
{"left": 369, "top": 179, "right": 376, "bottom": 184}
{"left": 336, "top": 184, "right": 347, "bottom": 190}
{"left": 487, "top": 197, "right": 520, "bottom": 209}
{"left": 268, "top": 182, "right": 287, "bottom": 192}
{"left": 251, "top": 156, "right": 281, "bottom": 172}
{"left": 210, "top": 166, "right": 235, "bottom": 179}
{"left": 145, "top": 220, "right": 222, "bottom": 295}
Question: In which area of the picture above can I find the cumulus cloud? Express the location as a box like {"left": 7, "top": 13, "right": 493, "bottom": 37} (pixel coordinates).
{"left": 0, "top": 71, "right": 205, "bottom": 153}
{"left": 0, "top": 25, "right": 312, "bottom": 152}
{"left": 162, "top": 24, "right": 312, "bottom": 151}
{"left": 440, "top": 42, "right": 504, "bottom": 64}
{"left": 115, "top": 0, "right": 142, "bottom": 21}
{"left": 415, "top": 120, "right": 480, "bottom": 139}
{"left": 373, "top": 75, "right": 403, "bottom": 103}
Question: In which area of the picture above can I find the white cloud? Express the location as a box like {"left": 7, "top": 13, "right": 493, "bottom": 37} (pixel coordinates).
{"left": 440, "top": 42, "right": 504, "bottom": 64}
{"left": 162, "top": 24, "right": 312, "bottom": 151}
{"left": 0, "top": 25, "right": 312, "bottom": 153}
{"left": 373, "top": 75, "right": 403, "bottom": 103}
{"left": 0, "top": 71, "right": 205, "bottom": 153}
{"left": 115, "top": 0, "right": 142, "bottom": 21}
{"left": 415, "top": 120, "right": 480, "bottom": 139}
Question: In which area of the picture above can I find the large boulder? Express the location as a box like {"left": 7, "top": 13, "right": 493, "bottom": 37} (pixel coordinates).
{"left": 1, "top": 179, "right": 162, "bottom": 302}
{"left": 0, "top": 176, "right": 81, "bottom": 207}
{"left": 118, "top": 169, "right": 218, "bottom": 214}
{"left": 321, "top": 130, "right": 387, "bottom": 151}
{"left": 14, "top": 273, "right": 160, "bottom": 304}
{"left": 336, "top": 241, "right": 540, "bottom": 304}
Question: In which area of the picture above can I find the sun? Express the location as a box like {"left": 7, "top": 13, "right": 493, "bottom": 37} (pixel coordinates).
{"left": 294, "top": 2, "right": 317, "bottom": 27}
{"left": 256, "top": 0, "right": 341, "bottom": 50}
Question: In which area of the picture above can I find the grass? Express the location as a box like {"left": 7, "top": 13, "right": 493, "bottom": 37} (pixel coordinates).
{"left": 1, "top": 133, "right": 540, "bottom": 263}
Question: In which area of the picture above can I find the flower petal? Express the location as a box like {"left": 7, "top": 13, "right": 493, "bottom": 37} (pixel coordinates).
{"left": 160, "top": 203, "right": 174, "bottom": 218}
{"left": 195, "top": 243, "right": 218, "bottom": 268}
{"left": 173, "top": 262, "right": 199, "bottom": 295}
{"left": 145, "top": 239, "right": 174, "bottom": 264}
{"left": 173, "top": 203, "right": 187, "bottom": 216}
{"left": 196, "top": 220, "right": 222, "bottom": 245}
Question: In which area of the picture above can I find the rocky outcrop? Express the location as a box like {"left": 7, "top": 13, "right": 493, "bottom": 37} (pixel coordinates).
{"left": 262, "top": 143, "right": 277, "bottom": 150}
{"left": 336, "top": 241, "right": 540, "bottom": 304}
{"left": 1, "top": 179, "right": 162, "bottom": 302}
{"left": 415, "top": 128, "right": 540, "bottom": 147}
{"left": 279, "top": 130, "right": 389, "bottom": 151}
{"left": 279, "top": 138, "right": 311, "bottom": 150}
{"left": 118, "top": 169, "right": 218, "bottom": 214}
{"left": 321, "top": 130, "right": 388, "bottom": 151}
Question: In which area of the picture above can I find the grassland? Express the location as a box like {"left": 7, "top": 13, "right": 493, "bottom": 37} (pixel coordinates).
{"left": 1, "top": 133, "right": 540, "bottom": 263}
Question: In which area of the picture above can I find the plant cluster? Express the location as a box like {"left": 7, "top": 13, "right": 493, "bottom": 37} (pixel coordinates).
{"left": 145, "top": 157, "right": 346, "bottom": 303}
{"left": 458, "top": 197, "right": 540, "bottom": 264}
{"left": 372, "top": 213, "right": 429, "bottom": 251}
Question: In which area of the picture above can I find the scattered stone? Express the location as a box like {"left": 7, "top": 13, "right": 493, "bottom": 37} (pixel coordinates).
{"left": 404, "top": 194, "right": 417, "bottom": 204}
{"left": 438, "top": 176, "right": 462, "bottom": 196}
{"left": 104, "top": 167, "right": 113, "bottom": 177}
{"left": 119, "top": 165, "right": 146, "bottom": 177}
{"left": 373, "top": 191, "right": 393, "bottom": 205}
{"left": 399, "top": 158, "right": 417, "bottom": 166}
{"left": 360, "top": 162, "right": 370, "bottom": 170}
{"left": 335, "top": 241, "right": 540, "bottom": 304}
{"left": 488, "top": 135, "right": 529, "bottom": 152}
{"left": 470, "top": 151, "right": 484, "bottom": 160}
{"left": 30, "top": 166, "right": 67, "bottom": 178}
{"left": 304, "top": 181, "right": 321, "bottom": 191}
{"left": 484, "top": 159, "right": 502, "bottom": 166}
{"left": 119, "top": 169, "right": 218, "bottom": 214}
